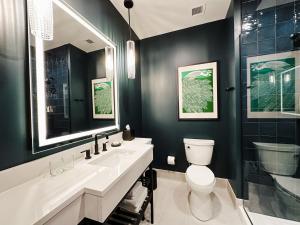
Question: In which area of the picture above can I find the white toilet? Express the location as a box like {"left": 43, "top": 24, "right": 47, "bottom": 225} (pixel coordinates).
{"left": 253, "top": 142, "right": 300, "bottom": 220}
{"left": 184, "top": 138, "right": 216, "bottom": 221}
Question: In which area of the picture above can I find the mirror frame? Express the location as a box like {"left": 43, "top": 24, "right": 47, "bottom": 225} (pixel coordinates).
{"left": 29, "top": 0, "right": 119, "bottom": 152}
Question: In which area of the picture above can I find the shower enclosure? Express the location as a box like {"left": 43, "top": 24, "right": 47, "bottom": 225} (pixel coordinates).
{"left": 241, "top": 0, "right": 300, "bottom": 223}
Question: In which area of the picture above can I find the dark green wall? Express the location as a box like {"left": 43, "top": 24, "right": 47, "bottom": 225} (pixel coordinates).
{"left": 140, "top": 19, "right": 242, "bottom": 197}
{"left": 229, "top": 0, "right": 243, "bottom": 198}
{"left": 0, "top": 0, "right": 142, "bottom": 171}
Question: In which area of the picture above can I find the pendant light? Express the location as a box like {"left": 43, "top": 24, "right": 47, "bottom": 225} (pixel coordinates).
{"left": 124, "top": 0, "right": 136, "bottom": 79}
{"left": 105, "top": 46, "right": 114, "bottom": 81}
{"left": 27, "top": 0, "right": 54, "bottom": 40}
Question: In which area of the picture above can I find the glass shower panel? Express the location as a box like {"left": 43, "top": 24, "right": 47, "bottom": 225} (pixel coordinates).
{"left": 281, "top": 66, "right": 300, "bottom": 116}
{"left": 241, "top": 0, "right": 300, "bottom": 223}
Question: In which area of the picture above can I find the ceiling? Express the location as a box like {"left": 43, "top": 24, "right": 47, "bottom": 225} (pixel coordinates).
{"left": 44, "top": 3, "right": 107, "bottom": 52}
{"left": 109, "top": 0, "right": 232, "bottom": 40}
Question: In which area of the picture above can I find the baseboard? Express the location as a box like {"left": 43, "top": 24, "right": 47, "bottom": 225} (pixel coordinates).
{"left": 215, "top": 177, "right": 228, "bottom": 188}
{"left": 155, "top": 168, "right": 230, "bottom": 187}
{"left": 226, "top": 180, "right": 252, "bottom": 225}
{"left": 225, "top": 179, "right": 241, "bottom": 208}
{"left": 238, "top": 206, "right": 253, "bottom": 225}
{"left": 155, "top": 168, "right": 186, "bottom": 182}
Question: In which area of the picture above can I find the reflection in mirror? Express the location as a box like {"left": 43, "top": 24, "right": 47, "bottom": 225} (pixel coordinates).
{"left": 29, "top": 0, "right": 119, "bottom": 151}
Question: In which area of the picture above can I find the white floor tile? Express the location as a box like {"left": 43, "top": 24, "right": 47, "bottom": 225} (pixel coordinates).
{"left": 141, "top": 170, "right": 243, "bottom": 225}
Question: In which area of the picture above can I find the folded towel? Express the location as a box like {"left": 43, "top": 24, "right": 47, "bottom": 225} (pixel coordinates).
{"left": 123, "top": 186, "right": 147, "bottom": 207}
{"left": 125, "top": 184, "right": 144, "bottom": 204}
{"left": 126, "top": 181, "right": 142, "bottom": 199}
{"left": 120, "top": 187, "right": 148, "bottom": 213}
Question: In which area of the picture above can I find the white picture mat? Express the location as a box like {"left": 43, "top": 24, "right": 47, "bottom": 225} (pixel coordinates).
{"left": 178, "top": 62, "right": 218, "bottom": 119}
{"left": 247, "top": 51, "right": 300, "bottom": 119}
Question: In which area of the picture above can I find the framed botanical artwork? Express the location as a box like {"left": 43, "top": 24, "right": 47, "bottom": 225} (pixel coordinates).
{"left": 178, "top": 61, "right": 218, "bottom": 120}
{"left": 247, "top": 51, "right": 300, "bottom": 118}
{"left": 92, "top": 78, "right": 115, "bottom": 119}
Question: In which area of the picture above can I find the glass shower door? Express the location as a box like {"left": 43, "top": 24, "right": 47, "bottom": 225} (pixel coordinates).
{"left": 241, "top": 0, "right": 300, "bottom": 223}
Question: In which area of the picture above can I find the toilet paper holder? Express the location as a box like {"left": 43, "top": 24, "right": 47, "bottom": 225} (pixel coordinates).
{"left": 167, "top": 156, "right": 176, "bottom": 165}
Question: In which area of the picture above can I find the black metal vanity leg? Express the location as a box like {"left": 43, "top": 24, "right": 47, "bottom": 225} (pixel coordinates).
{"left": 150, "top": 198, "right": 154, "bottom": 224}
{"left": 150, "top": 164, "right": 154, "bottom": 224}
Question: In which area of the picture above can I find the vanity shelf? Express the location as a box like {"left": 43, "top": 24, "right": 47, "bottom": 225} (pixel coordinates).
{"left": 105, "top": 191, "right": 153, "bottom": 225}
{"left": 79, "top": 166, "right": 155, "bottom": 225}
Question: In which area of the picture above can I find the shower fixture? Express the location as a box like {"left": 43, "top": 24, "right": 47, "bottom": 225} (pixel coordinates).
{"left": 290, "top": 32, "right": 300, "bottom": 50}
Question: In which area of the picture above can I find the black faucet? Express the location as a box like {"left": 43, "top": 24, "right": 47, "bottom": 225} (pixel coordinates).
{"left": 102, "top": 135, "right": 109, "bottom": 152}
{"left": 102, "top": 142, "right": 108, "bottom": 151}
{"left": 94, "top": 134, "right": 100, "bottom": 155}
{"left": 95, "top": 133, "right": 110, "bottom": 154}
{"left": 81, "top": 149, "right": 91, "bottom": 159}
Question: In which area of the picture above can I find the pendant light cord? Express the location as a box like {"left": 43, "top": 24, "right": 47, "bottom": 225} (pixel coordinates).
{"left": 128, "top": 8, "right": 132, "bottom": 40}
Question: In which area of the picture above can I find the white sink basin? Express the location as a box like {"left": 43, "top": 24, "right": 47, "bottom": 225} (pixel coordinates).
{"left": 0, "top": 138, "right": 153, "bottom": 225}
{"left": 85, "top": 145, "right": 153, "bottom": 222}
{"left": 89, "top": 150, "right": 135, "bottom": 168}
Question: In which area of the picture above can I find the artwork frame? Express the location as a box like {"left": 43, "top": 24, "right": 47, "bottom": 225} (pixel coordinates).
{"left": 247, "top": 51, "right": 300, "bottom": 119}
{"left": 92, "top": 78, "right": 115, "bottom": 119}
{"left": 177, "top": 61, "right": 218, "bottom": 120}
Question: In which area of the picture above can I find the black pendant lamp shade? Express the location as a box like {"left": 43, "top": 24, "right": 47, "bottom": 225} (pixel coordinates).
{"left": 124, "top": 0, "right": 134, "bottom": 9}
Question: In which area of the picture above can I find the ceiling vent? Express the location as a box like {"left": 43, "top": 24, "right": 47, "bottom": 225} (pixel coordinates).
{"left": 192, "top": 5, "right": 205, "bottom": 16}
{"left": 86, "top": 39, "right": 94, "bottom": 44}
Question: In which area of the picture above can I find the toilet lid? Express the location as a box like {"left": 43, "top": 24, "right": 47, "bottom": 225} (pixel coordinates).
{"left": 186, "top": 165, "right": 215, "bottom": 186}
{"left": 272, "top": 175, "right": 300, "bottom": 198}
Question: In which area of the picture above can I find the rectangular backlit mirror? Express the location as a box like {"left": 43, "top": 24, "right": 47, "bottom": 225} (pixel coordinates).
{"left": 28, "top": 0, "right": 119, "bottom": 153}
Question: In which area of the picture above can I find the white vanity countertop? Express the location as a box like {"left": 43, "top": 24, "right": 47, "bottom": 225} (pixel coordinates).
{"left": 0, "top": 138, "right": 153, "bottom": 225}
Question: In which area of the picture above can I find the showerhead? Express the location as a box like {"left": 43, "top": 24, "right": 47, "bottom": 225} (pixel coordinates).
{"left": 290, "top": 33, "right": 300, "bottom": 50}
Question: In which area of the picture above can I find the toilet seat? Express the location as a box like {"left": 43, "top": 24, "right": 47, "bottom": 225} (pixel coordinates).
{"left": 272, "top": 175, "right": 300, "bottom": 199}
{"left": 186, "top": 165, "right": 215, "bottom": 190}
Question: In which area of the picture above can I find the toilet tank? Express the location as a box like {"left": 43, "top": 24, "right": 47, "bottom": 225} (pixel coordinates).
{"left": 254, "top": 142, "right": 300, "bottom": 176}
{"left": 184, "top": 138, "right": 214, "bottom": 165}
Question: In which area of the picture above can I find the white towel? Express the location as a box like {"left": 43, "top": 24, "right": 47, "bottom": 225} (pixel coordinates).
{"left": 120, "top": 187, "right": 148, "bottom": 213}
{"left": 126, "top": 181, "right": 142, "bottom": 199}
{"left": 125, "top": 184, "right": 144, "bottom": 204}
{"left": 123, "top": 187, "right": 147, "bottom": 207}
